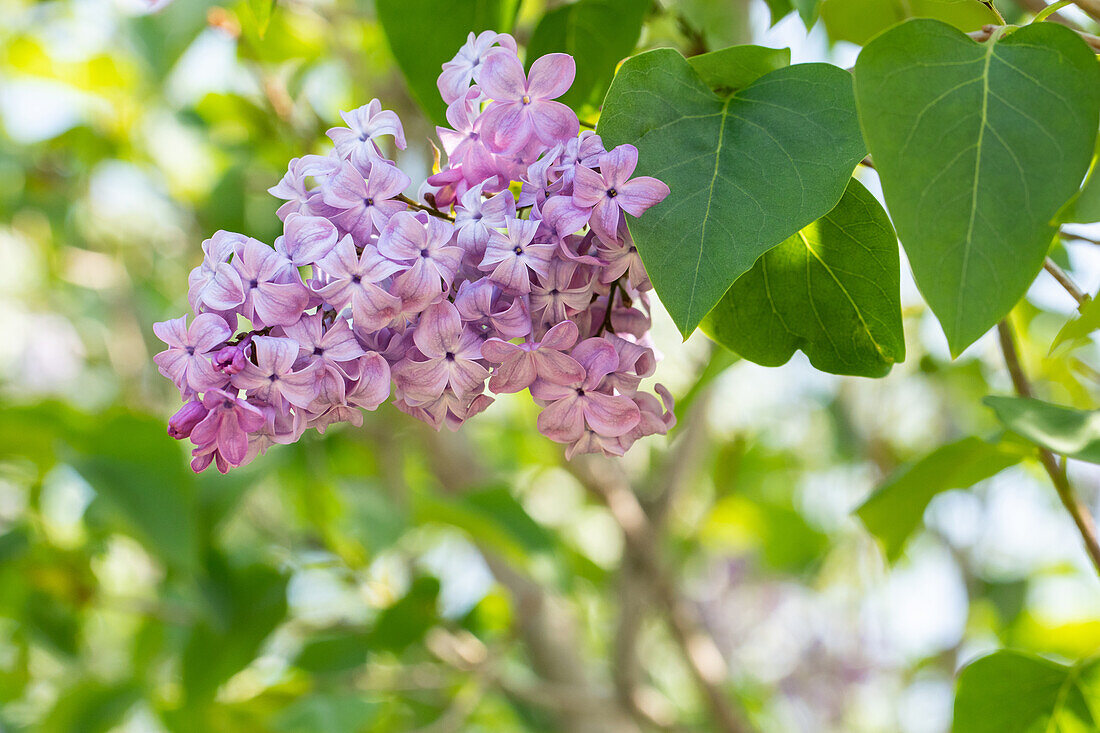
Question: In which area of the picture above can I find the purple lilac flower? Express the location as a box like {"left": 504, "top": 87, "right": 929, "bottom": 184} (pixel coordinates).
{"left": 232, "top": 238, "right": 311, "bottom": 328}
{"left": 531, "top": 337, "right": 641, "bottom": 443}
{"left": 393, "top": 301, "right": 488, "bottom": 404}
{"left": 478, "top": 52, "right": 580, "bottom": 154}
{"left": 437, "top": 31, "right": 517, "bottom": 105}
{"left": 323, "top": 160, "right": 410, "bottom": 241}
{"left": 158, "top": 36, "right": 674, "bottom": 471}
{"left": 573, "top": 144, "right": 670, "bottom": 244}
{"left": 327, "top": 99, "right": 407, "bottom": 172}
{"left": 312, "top": 234, "right": 404, "bottom": 333}
{"left": 153, "top": 314, "right": 232, "bottom": 397}
{"left": 479, "top": 218, "right": 555, "bottom": 294}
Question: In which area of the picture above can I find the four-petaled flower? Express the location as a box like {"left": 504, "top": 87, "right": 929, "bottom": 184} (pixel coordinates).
{"left": 312, "top": 234, "right": 404, "bottom": 333}
{"left": 327, "top": 99, "right": 408, "bottom": 172}
{"left": 393, "top": 301, "right": 489, "bottom": 404}
{"left": 323, "top": 160, "right": 411, "bottom": 241}
{"left": 479, "top": 217, "right": 555, "bottom": 294}
{"left": 573, "top": 144, "right": 670, "bottom": 244}
{"left": 482, "top": 320, "right": 584, "bottom": 393}
{"left": 231, "top": 336, "right": 322, "bottom": 414}
{"left": 478, "top": 52, "right": 580, "bottom": 154}
{"left": 153, "top": 313, "right": 232, "bottom": 397}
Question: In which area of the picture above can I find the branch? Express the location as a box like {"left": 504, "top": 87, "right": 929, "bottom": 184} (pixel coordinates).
{"left": 996, "top": 320, "right": 1100, "bottom": 576}
{"left": 1069, "top": 0, "right": 1100, "bottom": 22}
{"left": 566, "top": 459, "right": 755, "bottom": 733}
{"left": 1018, "top": 0, "right": 1085, "bottom": 27}
{"left": 1044, "top": 257, "right": 1089, "bottom": 306}
{"left": 969, "top": 23, "right": 1100, "bottom": 52}
{"left": 398, "top": 193, "right": 455, "bottom": 221}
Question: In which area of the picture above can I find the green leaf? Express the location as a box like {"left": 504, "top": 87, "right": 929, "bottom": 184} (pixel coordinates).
{"left": 295, "top": 631, "right": 373, "bottom": 673}
{"left": 853, "top": 20, "right": 1100, "bottom": 356}
{"left": 985, "top": 396, "right": 1100, "bottom": 464}
{"left": 367, "top": 576, "right": 439, "bottom": 654}
{"left": 1051, "top": 295, "right": 1100, "bottom": 353}
{"left": 526, "top": 0, "right": 649, "bottom": 110}
{"left": 38, "top": 680, "right": 141, "bottom": 733}
{"left": 375, "top": 0, "right": 519, "bottom": 126}
{"left": 687, "top": 44, "right": 791, "bottom": 97}
{"left": 273, "top": 693, "right": 380, "bottom": 733}
{"left": 954, "top": 651, "right": 1100, "bottom": 732}
{"left": 598, "top": 49, "right": 866, "bottom": 336}
{"left": 182, "top": 557, "right": 288, "bottom": 704}
{"left": 702, "top": 178, "right": 905, "bottom": 377}
{"left": 856, "top": 437, "right": 1026, "bottom": 560}
{"left": 245, "top": 0, "right": 276, "bottom": 37}
{"left": 1060, "top": 150, "right": 1100, "bottom": 224}
{"left": 762, "top": 0, "right": 794, "bottom": 25}
{"left": 822, "top": 0, "right": 998, "bottom": 45}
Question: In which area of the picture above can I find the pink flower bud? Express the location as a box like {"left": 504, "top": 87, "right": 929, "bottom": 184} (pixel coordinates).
{"left": 214, "top": 342, "right": 249, "bottom": 375}
{"left": 168, "top": 399, "right": 208, "bottom": 440}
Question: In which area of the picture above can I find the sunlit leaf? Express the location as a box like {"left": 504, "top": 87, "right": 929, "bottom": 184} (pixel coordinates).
{"left": 853, "top": 20, "right": 1100, "bottom": 355}
{"left": 702, "top": 178, "right": 904, "bottom": 377}
{"left": 822, "top": 0, "right": 998, "bottom": 45}
{"left": 857, "top": 437, "right": 1026, "bottom": 560}
{"left": 985, "top": 396, "right": 1100, "bottom": 464}
{"left": 599, "top": 48, "right": 865, "bottom": 335}
{"left": 954, "top": 651, "right": 1100, "bottom": 732}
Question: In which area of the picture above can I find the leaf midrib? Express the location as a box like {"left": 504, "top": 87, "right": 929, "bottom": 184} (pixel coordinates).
{"left": 955, "top": 37, "right": 998, "bottom": 348}
{"left": 688, "top": 96, "right": 733, "bottom": 325}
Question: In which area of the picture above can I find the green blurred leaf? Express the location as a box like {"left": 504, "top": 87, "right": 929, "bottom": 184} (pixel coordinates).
{"left": 39, "top": 680, "right": 141, "bottom": 733}
{"left": 598, "top": 48, "right": 865, "bottom": 336}
{"left": 1051, "top": 295, "right": 1100, "bottom": 353}
{"left": 853, "top": 20, "right": 1100, "bottom": 355}
{"left": 526, "top": 0, "right": 649, "bottom": 110}
{"left": 414, "top": 484, "right": 553, "bottom": 561}
{"left": 375, "top": 0, "right": 519, "bottom": 125}
{"left": 702, "top": 178, "right": 904, "bottom": 377}
{"left": 1060, "top": 151, "right": 1100, "bottom": 224}
{"left": 295, "top": 631, "right": 372, "bottom": 673}
{"left": 985, "top": 396, "right": 1100, "bottom": 464}
{"left": 686, "top": 44, "right": 791, "bottom": 97}
{"left": 182, "top": 556, "right": 288, "bottom": 704}
{"left": 367, "top": 576, "right": 439, "bottom": 654}
{"left": 273, "top": 693, "right": 380, "bottom": 733}
{"left": 822, "top": 0, "right": 998, "bottom": 45}
{"left": 245, "top": 0, "right": 277, "bottom": 37}
{"left": 954, "top": 651, "right": 1100, "bottom": 732}
{"left": 857, "top": 437, "right": 1026, "bottom": 560}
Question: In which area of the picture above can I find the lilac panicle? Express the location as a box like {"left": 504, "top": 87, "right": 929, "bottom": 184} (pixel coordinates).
{"left": 157, "top": 33, "right": 671, "bottom": 472}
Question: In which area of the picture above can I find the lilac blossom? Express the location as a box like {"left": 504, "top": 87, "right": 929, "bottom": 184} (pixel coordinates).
{"left": 232, "top": 238, "right": 311, "bottom": 328}
{"left": 312, "top": 234, "right": 404, "bottom": 333}
{"left": 531, "top": 337, "right": 641, "bottom": 443}
{"left": 479, "top": 218, "right": 555, "bottom": 294}
{"left": 231, "top": 336, "right": 322, "bottom": 414}
{"left": 153, "top": 314, "right": 232, "bottom": 396}
{"left": 156, "top": 36, "right": 673, "bottom": 471}
{"left": 323, "top": 160, "right": 410, "bottom": 241}
{"left": 327, "top": 99, "right": 407, "bottom": 172}
{"left": 573, "top": 144, "right": 670, "bottom": 244}
{"left": 478, "top": 52, "right": 580, "bottom": 154}
{"left": 437, "top": 31, "right": 518, "bottom": 104}
{"left": 392, "top": 301, "right": 488, "bottom": 404}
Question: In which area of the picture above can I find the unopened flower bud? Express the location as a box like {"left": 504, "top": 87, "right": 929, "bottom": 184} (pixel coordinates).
{"left": 168, "top": 399, "right": 208, "bottom": 440}
{"left": 214, "top": 341, "right": 249, "bottom": 375}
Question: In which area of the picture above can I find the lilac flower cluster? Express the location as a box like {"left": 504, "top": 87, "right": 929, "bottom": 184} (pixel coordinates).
{"left": 154, "top": 32, "right": 673, "bottom": 473}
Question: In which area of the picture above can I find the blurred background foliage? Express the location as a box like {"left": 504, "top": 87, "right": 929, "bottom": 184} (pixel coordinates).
{"left": 0, "top": 0, "right": 1098, "bottom": 731}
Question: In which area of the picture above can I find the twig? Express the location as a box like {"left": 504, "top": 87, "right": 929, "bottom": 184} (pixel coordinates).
{"left": 398, "top": 193, "right": 455, "bottom": 221}
{"left": 579, "top": 119, "right": 598, "bottom": 130}
{"left": 1065, "top": 231, "right": 1100, "bottom": 247}
{"left": 566, "top": 460, "right": 754, "bottom": 733}
{"left": 996, "top": 320, "right": 1100, "bottom": 576}
{"left": 1069, "top": 0, "right": 1100, "bottom": 22}
{"left": 969, "top": 23, "right": 1100, "bottom": 52}
{"left": 1018, "top": 0, "right": 1085, "bottom": 27}
{"left": 1044, "top": 257, "right": 1089, "bottom": 306}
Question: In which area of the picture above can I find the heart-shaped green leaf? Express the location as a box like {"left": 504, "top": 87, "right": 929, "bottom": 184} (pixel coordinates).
{"left": 702, "top": 178, "right": 904, "bottom": 377}
{"left": 854, "top": 20, "right": 1100, "bottom": 356}
{"left": 985, "top": 396, "right": 1100, "bottom": 464}
{"left": 598, "top": 48, "right": 866, "bottom": 336}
